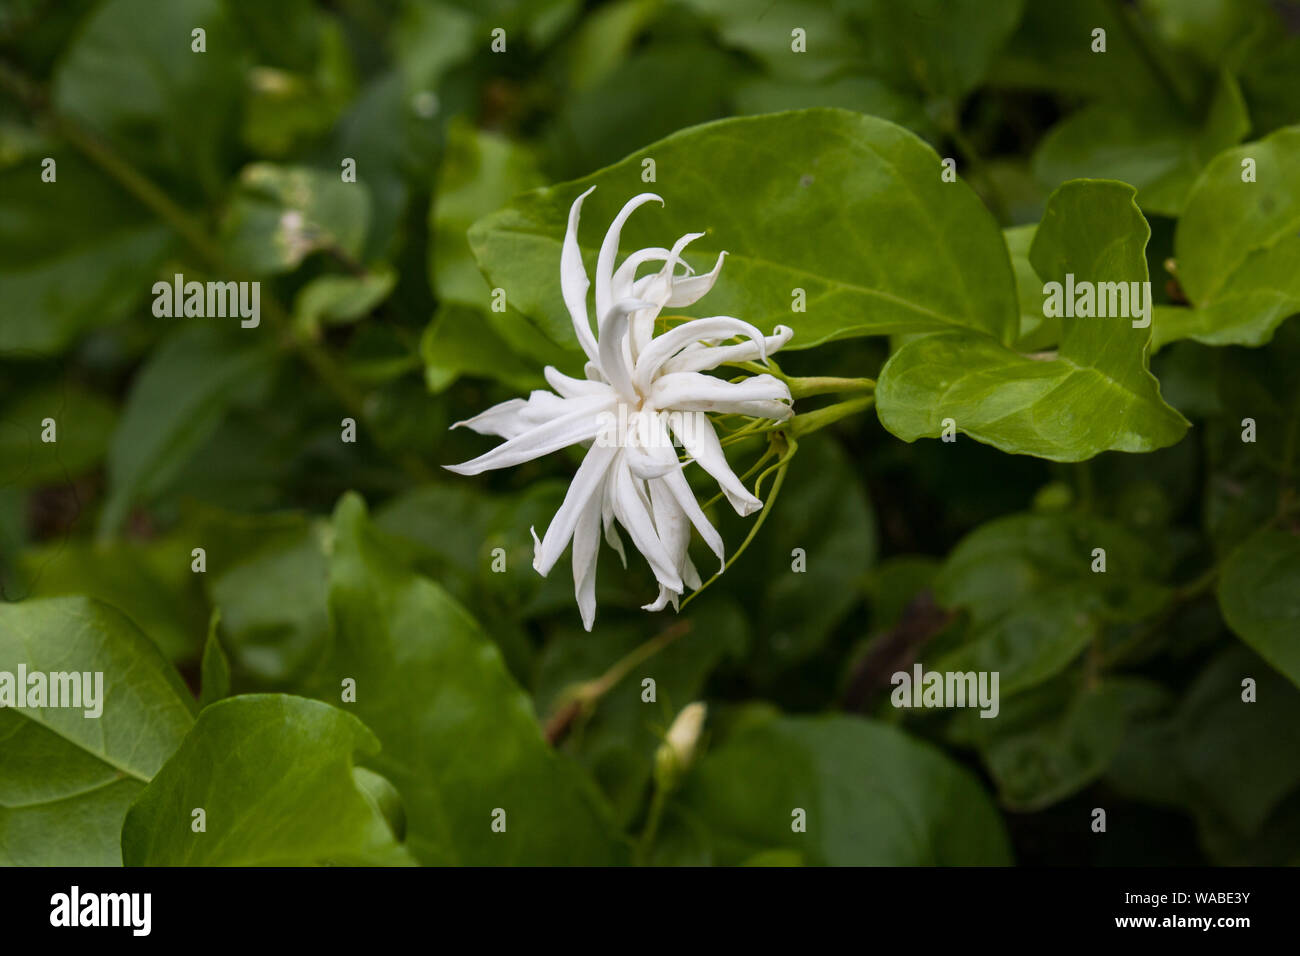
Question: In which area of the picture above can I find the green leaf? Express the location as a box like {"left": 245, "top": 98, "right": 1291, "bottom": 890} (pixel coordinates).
{"left": 293, "top": 267, "right": 395, "bottom": 336}
{"left": 1169, "top": 125, "right": 1300, "bottom": 346}
{"left": 122, "top": 694, "right": 413, "bottom": 865}
{"left": 1032, "top": 72, "right": 1249, "bottom": 216}
{"left": 306, "top": 493, "right": 627, "bottom": 865}
{"left": 199, "top": 610, "right": 230, "bottom": 708}
{"left": 16, "top": 536, "right": 207, "bottom": 662}
{"left": 52, "top": 0, "right": 243, "bottom": 198}
{"left": 0, "top": 596, "right": 196, "bottom": 865}
{"left": 932, "top": 512, "right": 1169, "bottom": 695}
{"left": 1218, "top": 529, "right": 1300, "bottom": 689}
{"left": 877, "top": 179, "right": 1189, "bottom": 461}
{"left": 101, "top": 325, "right": 276, "bottom": 537}
{"left": 0, "top": 152, "right": 174, "bottom": 355}
{"left": 659, "top": 712, "right": 1011, "bottom": 865}
{"left": 430, "top": 119, "right": 577, "bottom": 375}
{"left": 209, "top": 520, "right": 331, "bottom": 687}
{"left": 949, "top": 674, "right": 1170, "bottom": 810}
{"left": 220, "top": 163, "right": 370, "bottom": 275}
{"left": 0, "top": 384, "right": 117, "bottom": 487}
{"left": 470, "top": 109, "right": 1019, "bottom": 353}
{"left": 421, "top": 305, "right": 544, "bottom": 394}
{"left": 721, "top": 437, "right": 875, "bottom": 676}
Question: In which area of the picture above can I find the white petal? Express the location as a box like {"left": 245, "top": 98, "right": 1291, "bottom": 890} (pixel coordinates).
{"left": 533, "top": 442, "right": 617, "bottom": 576}
{"left": 659, "top": 463, "right": 725, "bottom": 570}
{"left": 562, "top": 186, "right": 600, "bottom": 363}
{"left": 652, "top": 371, "right": 793, "bottom": 420}
{"left": 543, "top": 365, "right": 609, "bottom": 399}
{"left": 668, "top": 410, "right": 762, "bottom": 516}
{"left": 640, "top": 413, "right": 725, "bottom": 568}
{"left": 662, "top": 325, "right": 794, "bottom": 376}
{"left": 595, "top": 193, "right": 662, "bottom": 323}
{"left": 633, "top": 315, "right": 769, "bottom": 395}
{"left": 664, "top": 251, "right": 726, "bottom": 307}
{"left": 610, "top": 459, "right": 683, "bottom": 594}
{"left": 450, "top": 398, "right": 529, "bottom": 439}
{"left": 572, "top": 492, "right": 603, "bottom": 631}
{"left": 444, "top": 395, "right": 613, "bottom": 475}
{"left": 597, "top": 297, "right": 653, "bottom": 401}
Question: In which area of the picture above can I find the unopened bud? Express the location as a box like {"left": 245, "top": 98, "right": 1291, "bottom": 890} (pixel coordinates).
{"left": 654, "top": 702, "right": 707, "bottom": 790}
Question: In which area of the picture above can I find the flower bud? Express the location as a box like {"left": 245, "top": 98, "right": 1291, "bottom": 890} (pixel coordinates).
{"left": 654, "top": 702, "right": 707, "bottom": 791}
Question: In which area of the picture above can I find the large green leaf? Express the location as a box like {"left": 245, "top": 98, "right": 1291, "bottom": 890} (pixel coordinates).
{"left": 877, "top": 179, "right": 1188, "bottom": 461}
{"left": 1167, "top": 125, "right": 1300, "bottom": 346}
{"left": 100, "top": 325, "right": 276, "bottom": 537}
{"left": 469, "top": 109, "right": 1019, "bottom": 353}
{"left": 657, "top": 712, "right": 1011, "bottom": 865}
{"left": 305, "top": 493, "right": 627, "bottom": 865}
{"left": 0, "top": 596, "right": 196, "bottom": 865}
{"left": 1218, "top": 528, "right": 1300, "bottom": 689}
{"left": 122, "top": 694, "right": 413, "bottom": 865}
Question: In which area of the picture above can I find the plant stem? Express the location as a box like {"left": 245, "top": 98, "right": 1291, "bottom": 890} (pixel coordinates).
{"left": 543, "top": 620, "right": 693, "bottom": 745}
{"left": 785, "top": 376, "right": 875, "bottom": 399}
{"left": 790, "top": 395, "right": 875, "bottom": 438}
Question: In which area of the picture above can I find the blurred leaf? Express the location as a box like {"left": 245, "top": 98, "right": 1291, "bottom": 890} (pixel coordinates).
{"left": 1219, "top": 528, "right": 1300, "bottom": 688}
{"left": 52, "top": 0, "right": 243, "bottom": 198}
{"left": 878, "top": 180, "right": 1188, "bottom": 461}
{"left": 220, "top": 163, "right": 370, "bottom": 276}
{"left": 1033, "top": 72, "right": 1249, "bottom": 216}
{"left": 422, "top": 305, "right": 543, "bottom": 394}
{"left": 932, "top": 512, "right": 1169, "bottom": 695}
{"left": 472, "top": 109, "right": 1019, "bottom": 353}
{"left": 950, "top": 674, "right": 1170, "bottom": 810}
{"left": 101, "top": 325, "right": 276, "bottom": 537}
{"left": 304, "top": 493, "right": 627, "bottom": 864}
{"left": 658, "top": 712, "right": 1011, "bottom": 864}
{"left": 16, "top": 534, "right": 206, "bottom": 662}
{"left": 0, "top": 153, "right": 173, "bottom": 355}
{"left": 210, "top": 520, "right": 330, "bottom": 688}
{"left": 293, "top": 267, "right": 396, "bottom": 336}
{"left": 534, "top": 600, "right": 748, "bottom": 824}
{"left": 0, "top": 383, "right": 117, "bottom": 487}
{"left": 122, "top": 694, "right": 413, "bottom": 865}
{"left": 0, "top": 596, "right": 196, "bottom": 865}
{"left": 722, "top": 437, "right": 875, "bottom": 675}
{"left": 1169, "top": 125, "right": 1300, "bottom": 346}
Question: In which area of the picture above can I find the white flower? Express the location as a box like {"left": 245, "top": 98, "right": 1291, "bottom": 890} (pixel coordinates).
{"left": 446, "top": 188, "right": 793, "bottom": 630}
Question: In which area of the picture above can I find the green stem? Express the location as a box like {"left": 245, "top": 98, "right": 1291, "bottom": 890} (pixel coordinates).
{"left": 789, "top": 395, "right": 875, "bottom": 438}
{"left": 636, "top": 784, "right": 669, "bottom": 865}
{"left": 785, "top": 376, "right": 875, "bottom": 399}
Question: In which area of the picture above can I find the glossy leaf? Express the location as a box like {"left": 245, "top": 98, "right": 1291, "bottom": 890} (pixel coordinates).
{"left": 0, "top": 597, "right": 196, "bottom": 865}
{"left": 122, "top": 694, "right": 413, "bottom": 865}
{"left": 877, "top": 180, "right": 1188, "bottom": 461}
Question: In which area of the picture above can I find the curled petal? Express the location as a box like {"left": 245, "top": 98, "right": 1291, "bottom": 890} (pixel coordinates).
{"left": 662, "top": 325, "right": 794, "bottom": 376}
{"left": 597, "top": 297, "right": 654, "bottom": 402}
{"left": 610, "top": 459, "right": 683, "bottom": 595}
{"left": 449, "top": 397, "right": 529, "bottom": 440}
{"left": 445, "top": 395, "right": 613, "bottom": 475}
{"left": 664, "top": 251, "right": 726, "bottom": 307}
{"left": 571, "top": 492, "right": 603, "bottom": 631}
{"left": 633, "top": 315, "right": 769, "bottom": 395}
{"left": 595, "top": 193, "right": 662, "bottom": 323}
{"left": 544, "top": 365, "right": 610, "bottom": 399}
{"left": 667, "top": 410, "right": 762, "bottom": 516}
{"left": 562, "top": 186, "right": 600, "bottom": 363}
{"left": 652, "top": 371, "right": 793, "bottom": 420}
